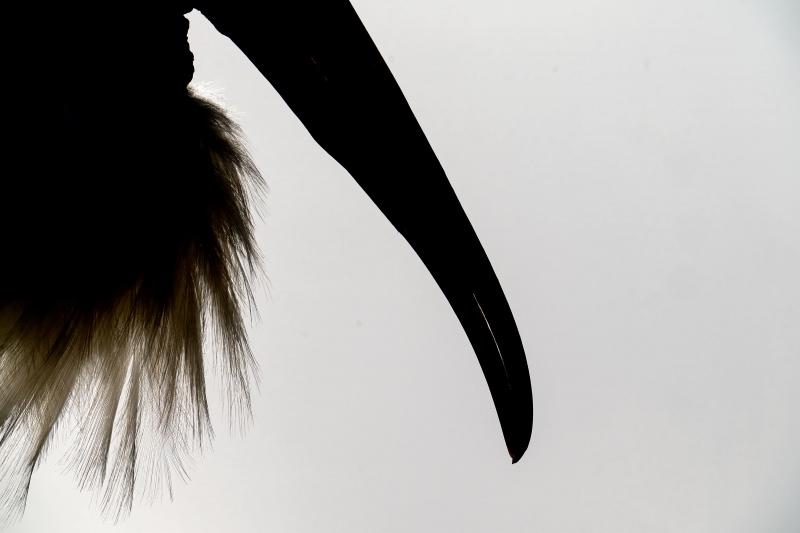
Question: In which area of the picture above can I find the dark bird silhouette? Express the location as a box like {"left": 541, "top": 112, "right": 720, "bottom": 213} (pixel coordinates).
{"left": 0, "top": 0, "right": 532, "bottom": 522}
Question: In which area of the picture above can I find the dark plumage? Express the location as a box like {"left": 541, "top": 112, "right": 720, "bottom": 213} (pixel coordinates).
{"left": 2, "top": 5, "right": 263, "bottom": 522}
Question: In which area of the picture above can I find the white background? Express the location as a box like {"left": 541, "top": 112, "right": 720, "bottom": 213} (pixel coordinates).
{"left": 10, "top": 0, "right": 800, "bottom": 531}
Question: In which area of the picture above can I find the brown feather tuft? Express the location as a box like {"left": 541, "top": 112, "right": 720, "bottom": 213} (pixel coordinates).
{"left": 0, "top": 85, "right": 265, "bottom": 523}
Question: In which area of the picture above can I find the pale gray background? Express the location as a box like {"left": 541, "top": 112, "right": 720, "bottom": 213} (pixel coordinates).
{"left": 10, "top": 0, "right": 800, "bottom": 531}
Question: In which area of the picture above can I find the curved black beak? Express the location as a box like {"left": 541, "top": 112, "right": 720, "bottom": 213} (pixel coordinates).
{"left": 196, "top": 0, "right": 533, "bottom": 462}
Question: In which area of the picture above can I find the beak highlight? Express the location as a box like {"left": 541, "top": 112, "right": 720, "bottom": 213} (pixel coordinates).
{"left": 196, "top": 0, "right": 533, "bottom": 462}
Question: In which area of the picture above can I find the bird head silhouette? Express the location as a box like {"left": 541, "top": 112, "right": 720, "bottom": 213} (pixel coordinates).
{"left": 0, "top": 1, "right": 532, "bottom": 523}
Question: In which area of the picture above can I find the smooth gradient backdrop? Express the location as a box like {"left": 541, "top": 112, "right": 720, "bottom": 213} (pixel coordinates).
{"left": 10, "top": 0, "right": 800, "bottom": 531}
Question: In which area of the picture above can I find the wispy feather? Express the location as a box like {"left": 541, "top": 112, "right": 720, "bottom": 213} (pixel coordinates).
{"left": 0, "top": 85, "right": 264, "bottom": 523}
